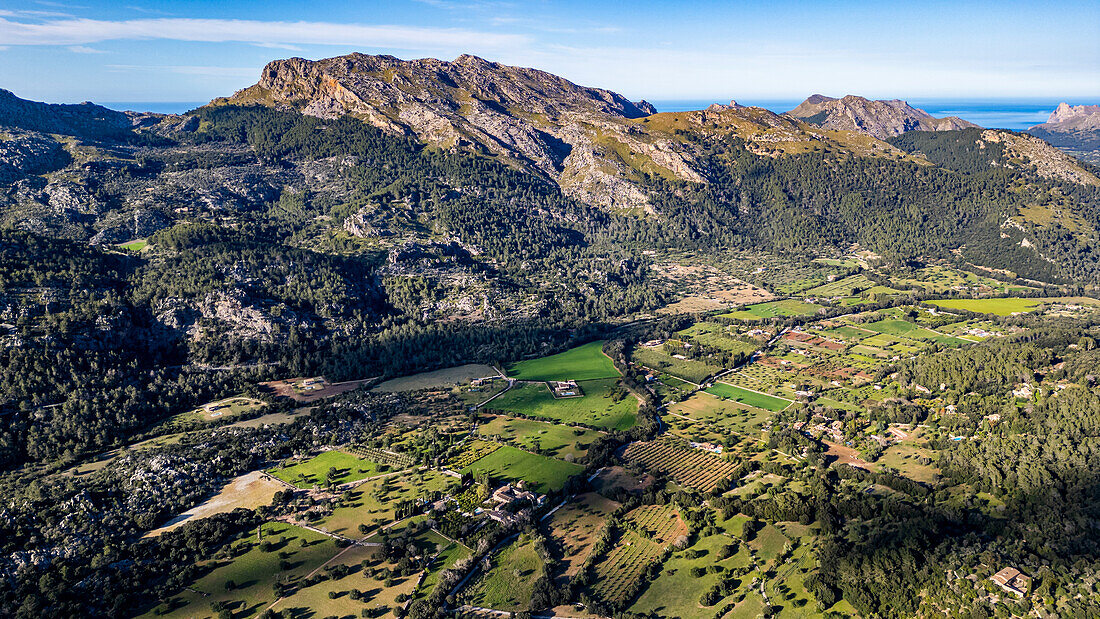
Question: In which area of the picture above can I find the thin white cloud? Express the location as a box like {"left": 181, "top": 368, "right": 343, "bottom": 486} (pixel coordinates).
{"left": 67, "top": 44, "right": 104, "bottom": 53}
{"left": 0, "top": 17, "right": 529, "bottom": 51}
{"left": 106, "top": 64, "right": 259, "bottom": 78}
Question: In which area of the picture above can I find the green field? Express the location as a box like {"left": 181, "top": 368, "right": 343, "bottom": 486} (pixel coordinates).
{"left": 119, "top": 240, "right": 148, "bottom": 251}
{"left": 506, "top": 340, "right": 620, "bottom": 381}
{"left": 631, "top": 534, "right": 751, "bottom": 618}
{"left": 705, "top": 383, "right": 790, "bottom": 412}
{"left": 317, "top": 470, "right": 458, "bottom": 538}
{"left": 145, "top": 522, "right": 336, "bottom": 618}
{"left": 477, "top": 415, "right": 602, "bottom": 461}
{"left": 929, "top": 297, "right": 1049, "bottom": 316}
{"left": 267, "top": 450, "right": 382, "bottom": 489}
{"left": 462, "top": 445, "right": 583, "bottom": 493}
{"left": 465, "top": 535, "right": 546, "bottom": 611}
{"left": 488, "top": 378, "right": 638, "bottom": 430}
{"left": 159, "top": 396, "right": 266, "bottom": 431}
{"left": 416, "top": 537, "right": 472, "bottom": 600}
{"left": 719, "top": 299, "right": 824, "bottom": 321}
{"left": 863, "top": 318, "right": 970, "bottom": 346}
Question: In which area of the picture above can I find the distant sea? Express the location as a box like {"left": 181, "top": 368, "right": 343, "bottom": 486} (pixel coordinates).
{"left": 100, "top": 99, "right": 1084, "bottom": 131}
{"left": 647, "top": 99, "right": 1086, "bottom": 130}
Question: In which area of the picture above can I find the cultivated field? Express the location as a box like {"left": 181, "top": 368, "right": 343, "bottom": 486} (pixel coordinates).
{"left": 929, "top": 296, "right": 1100, "bottom": 316}
{"left": 545, "top": 492, "right": 620, "bottom": 577}
{"left": 591, "top": 505, "right": 685, "bottom": 605}
{"left": 506, "top": 341, "right": 620, "bottom": 381}
{"left": 705, "top": 382, "right": 791, "bottom": 412}
{"left": 719, "top": 299, "right": 824, "bottom": 321}
{"left": 487, "top": 378, "right": 638, "bottom": 430}
{"left": 477, "top": 415, "right": 602, "bottom": 461}
{"left": 677, "top": 322, "right": 759, "bottom": 355}
{"left": 668, "top": 394, "right": 773, "bottom": 436}
{"left": 461, "top": 445, "right": 584, "bottom": 493}
{"left": 446, "top": 439, "right": 501, "bottom": 470}
{"left": 623, "top": 440, "right": 741, "bottom": 492}
{"left": 374, "top": 363, "right": 499, "bottom": 392}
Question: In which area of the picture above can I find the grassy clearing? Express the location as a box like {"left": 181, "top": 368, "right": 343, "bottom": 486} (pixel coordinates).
{"left": 271, "top": 544, "right": 417, "bottom": 618}
{"left": 749, "top": 522, "right": 790, "bottom": 562}
{"left": 119, "top": 240, "right": 148, "bottom": 251}
{"left": 705, "top": 383, "right": 790, "bottom": 412}
{"left": 488, "top": 379, "right": 637, "bottom": 430}
{"left": 545, "top": 493, "right": 620, "bottom": 577}
{"left": 477, "top": 415, "right": 602, "bottom": 461}
{"left": 267, "top": 450, "right": 382, "bottom": 489}
{"left": 718, "top": 299, "right": 823, "bottom": 321}
{"left": 803, "top": 273, "right": 878, "bottom": 297}
{"left": 631, "top": 534, "right": 751, "bottom": 618}
{"left": 506, "top": 341, "right": 620, "bottom": 381}
{"left": 317, "top": 470, "right": 459, "bottom": 538}
{"left": 160, "top": 396, "right": 267, "bottom": 430}
{"left": 632, "top": 347, "right": 722, "bottom": 384}
{"left": 863, "top": 318, "right": 970, "bottom": 346}
{"left": 462, "top": 445, "right": 584, "bottom": 493}
{"left": 145, "top": 522, "right": 335, "bottom": 619}
{"left": 466, "top": 535, "right": 546, "bottom": 611}
{"left": 677, "top": 322, "right": 758, "bottom": 355}
{"left": 416, "top": 538, "right": 472, "bottom": 600}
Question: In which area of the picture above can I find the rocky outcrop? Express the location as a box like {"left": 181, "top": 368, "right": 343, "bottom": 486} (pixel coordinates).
{"left": 980, "top": 130, "right": 1099, "bottom": 186}
{"left": 0, "top": 131, "right": 68, "bottom": 183}
{"left": 1027, "top": 102, "right": 1100, "bottom": 163}
{"left": 1037, "top": 103, "right": 1100, "bottom": 131}
{"left": 786, "top": 94, "right": 978, "bottom": 139}
{"left": 216, "top": 53, "right": 700, "bottom": 209}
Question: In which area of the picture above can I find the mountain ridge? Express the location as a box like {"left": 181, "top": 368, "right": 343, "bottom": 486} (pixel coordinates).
{"left": 785, "top": 94, "right": 979, "bottom": 140}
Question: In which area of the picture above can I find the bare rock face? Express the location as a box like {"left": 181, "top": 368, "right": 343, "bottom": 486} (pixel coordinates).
{"left": 217, "top": 53, "right": 700, "bottom": 209}
{"left": 1039, "top": 103, "right": 1100, "bottom": 131}
{"left": 0, "top": 131, "right": 68, "bottom": 184}
{"left": 786, "top": 94, "right": 978, "bottom": 139}
{"left": 1027, "top": 103, "right": 1100, "bottom": 163}
{"left": 980, "top": 130, "right": 1099, "bottom": 186}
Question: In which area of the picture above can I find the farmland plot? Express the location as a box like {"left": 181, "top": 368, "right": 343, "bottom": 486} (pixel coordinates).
{"left": 623, "top": 440, "right": 741, "bottom": 492}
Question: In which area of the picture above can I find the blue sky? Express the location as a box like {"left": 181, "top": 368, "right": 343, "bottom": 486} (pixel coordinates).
{"left": 0, "top": 0, "right": 1097, "bottom": 106}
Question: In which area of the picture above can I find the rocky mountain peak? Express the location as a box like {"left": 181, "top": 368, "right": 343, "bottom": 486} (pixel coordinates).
{"left": 0, "top": 89, "right": 132, "bottom": 139}
{"left": 216, "top": 52, "right": 685, "bottom": 209}
{"left": 785, "top": 93, "right": 978, "bottom": 139}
